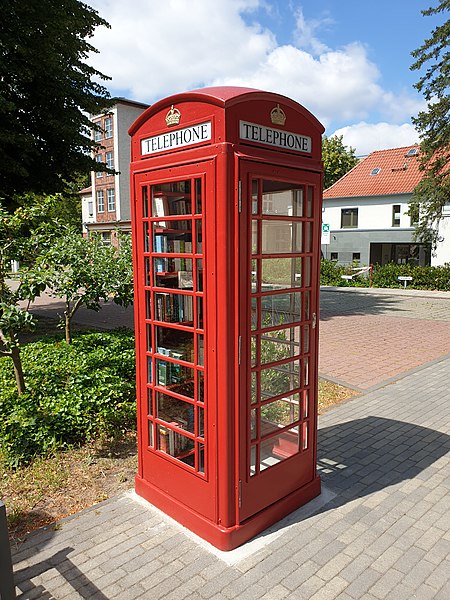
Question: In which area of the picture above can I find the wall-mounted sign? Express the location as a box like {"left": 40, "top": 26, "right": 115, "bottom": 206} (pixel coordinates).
{"left": 141, "top": 121, "right": 211, "bottom": 155}
{"left": 321, "top": 223, "right": 330, "bottom": 245}
{"left": 240, "top": 121, "right": 311, "bottom": 153}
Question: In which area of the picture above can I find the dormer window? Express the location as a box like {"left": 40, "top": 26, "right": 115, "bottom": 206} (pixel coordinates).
{"left": 370, "top": 168, "right": 381, "bottom": 176}
{"left": 405, "top": 148, "right": 419, "bottom": 157}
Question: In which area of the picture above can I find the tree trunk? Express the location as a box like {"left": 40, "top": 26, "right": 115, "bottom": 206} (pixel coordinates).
{"left": 65, "top": 313, "right": 72, "bottom": 344}
{"left": 11, "top": 345, "right": 26, "bottom": 395}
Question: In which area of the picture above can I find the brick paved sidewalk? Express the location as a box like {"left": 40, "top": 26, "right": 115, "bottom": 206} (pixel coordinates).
{"left": 11, "top": 355, "right": 450, "bottom": 599}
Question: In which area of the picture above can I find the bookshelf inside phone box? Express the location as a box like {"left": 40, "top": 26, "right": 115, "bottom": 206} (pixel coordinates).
{"left": 129, "top": 86, "right": 324, "bottom": 550}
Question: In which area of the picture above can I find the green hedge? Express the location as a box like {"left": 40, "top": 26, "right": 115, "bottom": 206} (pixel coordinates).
{"left": 0, "top": 329, "right": 136, "bottom": 466}
{"left": 320, "top": 259, "right": 450, "bottom": 290}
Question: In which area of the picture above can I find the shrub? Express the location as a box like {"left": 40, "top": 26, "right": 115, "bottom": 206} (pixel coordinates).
{"left": 0, "top": 329, "right": 136, "bottom": 466}
{"left": 320, "top": 260, "right": 450, "bottom": 291}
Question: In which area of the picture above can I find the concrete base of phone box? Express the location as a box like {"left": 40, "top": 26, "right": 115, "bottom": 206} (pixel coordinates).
{"left": 135, "top": 474, "right": 321, "bottom": 551}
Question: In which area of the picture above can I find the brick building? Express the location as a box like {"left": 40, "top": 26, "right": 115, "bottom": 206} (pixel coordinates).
{"left": 82, "top": 99, "right": 149, "bottom": 244}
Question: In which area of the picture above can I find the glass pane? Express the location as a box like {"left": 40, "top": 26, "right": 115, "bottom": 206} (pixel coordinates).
{"left": 250, "top": 408, "right": 257, "bottom": 440}
{"left": 143, "top": 186, "right": 149, "bottom": 218}
{"left": 302, "top": 389, "right": 309, "bottom": 418}
{"left": 156, "top": 326, "right": 194, "bottom": 362}
{"left": 252, "top": 220, "right": 258, "bottom": 254}
{"left": 304, "top": 358, "right": 309, "bottom": 387}
{"left": 261, "top": 221, "right": 302, "bottom": 254}
{"left": 197, "top": 371, "right": 204, "bottom": 403}
{"left": 148, "top": 420, "right": 154, "bottom": 447}
{"left": 261, "top": 359, "right": 300, "bottom": 398}
{"left": 250, "top": 445, "right": 257, "bottom": 476}
{"left": 304, "top": 291, "right": 310, "bottom": 320}
{"left": 195, "top": 178, "right": 202, "bottom": 214}
{"left": 157, "top": 393, "right": 195, "bottom": 433}
{"left": 146, "top": 324, "right": 152, "bottom": 352}
{"left": 197, "top": 296, "right": 204, "bottom": 328}
{"left": 260, "top": 427, "right": 299, "bottom": 471}
{"left": 251, "top": 372, "right": 258, "bottom": 404}
{"left": 154, "top": 292, "right": 193, "bottom": 323}
{"left": 304, "top": 222, "right": 313, "bottom": 253}
{"left": 195, "top": 220, "right": 203, "bottom": 254}
{"left": 198, "top": 406, "right": 204, "bottom": 438}
{"left": 146, "top": 291, "right": 151, "bottom": 319}
{"left": 260, "top": 327, "right": 301, "bottom": 364}
{"left": 153, "top": 220, "right": 192, "bottom": 240}
{"left": 144, "top": 257, "right": 151, "bottom": 286}
{"left": 152, "top": 181, "right": 192, "bottom": 217}
{"left": 147, "top": 356, "right": 153, "bottom": 383}
{"left": 251, "top": 297, "right": 258, "bottom": 329}
{"left": 251, "top": 260, "right": 257, "bottom": 293}
{"left": 261, "top": 258, "right": 302, "bottom": 290}
{"left": 252, "top": 180, "right": 259, "bottom": 214}
{"left": 156, "top": 360, "right": 194, "bottom": 394}
{"left": 303, "top": 325, "right": 310, "bottom": 354}
{"left": 303, "top": 257, "right": 311, "bottom": 287}
{"left": 261, "top": 182, "right": 303, "bottom": 216}
{"left": 157, "top": 423, "right": 194, "bottom": 457}
{"left": 147, "top": 388, "right": 153, "bottom": 416}
{"left": 251, "top": 335, "right": 258, "bottom": 367}
{"left": 302, "top": 422, "right": 309, "bottom": 450}
{"left": 198, "top": 443, "right": 205, "bottom": 473}
{"left": 306, "top": 187, "right": 313, "bottom": 218}
{"left": 260, "top": 396, "right": 300, "bottom": 428}
{"left": 143, "top": 222, "right": 150, "bottom": 252}
{"left": 260, "top": 293, "right": 301, "bottom": 327}
{"left": 197, "top": 334, "right": 204, "bottom": 366}
{"left": 196, "top": 259, "right": 203, "bottom": 292}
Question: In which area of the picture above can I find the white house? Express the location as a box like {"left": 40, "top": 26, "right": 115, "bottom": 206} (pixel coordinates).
{"left": 321, "top": 145, "right": 449, "bottom": 266}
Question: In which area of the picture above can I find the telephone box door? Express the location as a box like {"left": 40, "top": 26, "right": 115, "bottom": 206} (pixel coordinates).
{"left": 133, "top": 160, "right": 217, "bottom": 520}
{"left": 238, "top": 161, "right": 321, "bottom": 522}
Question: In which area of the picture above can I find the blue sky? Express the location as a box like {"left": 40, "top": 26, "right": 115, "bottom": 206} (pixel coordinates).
{"left": 86, "top": 0, "right": 444, "bottom": 155}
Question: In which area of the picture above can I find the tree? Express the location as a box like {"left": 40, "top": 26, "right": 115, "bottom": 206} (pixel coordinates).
{"left": 0, "top": 199, "right": 52, "bottom": 394}
{"left": 322, "top": 135, "right": 359, "bottom": 190}
{"left": 0, "top": 0, "right": 112, "bottom": 206}
{"left": 410, "top": 0, "right": 450, "bottom": 248}
{"left": 23, "top": 230, "right": 134, "bottom": 344}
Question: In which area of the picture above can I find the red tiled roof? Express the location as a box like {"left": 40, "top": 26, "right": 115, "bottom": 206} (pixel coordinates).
{"left": 323, "top": 145, "right": 423, "bottom": 198}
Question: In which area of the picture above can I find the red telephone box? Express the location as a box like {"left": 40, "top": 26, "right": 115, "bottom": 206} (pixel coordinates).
{"left": 129, "top": 87, "right": 324, "bottom": 550}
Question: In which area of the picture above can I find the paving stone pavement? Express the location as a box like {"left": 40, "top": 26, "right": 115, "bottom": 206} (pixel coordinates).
{"left": 9, "top": 288, "right": 450, "bottom": 599}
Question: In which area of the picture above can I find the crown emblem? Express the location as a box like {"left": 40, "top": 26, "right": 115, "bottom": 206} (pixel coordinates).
{"left": 165, "top": 105, "right": 181, "bottom": 127}
{"left": 270, "top": 104, "right": 286, "bottom": 126}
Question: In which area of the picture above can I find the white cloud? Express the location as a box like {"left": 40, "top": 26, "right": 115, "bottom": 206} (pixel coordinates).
{"left": 332, "top": 122, "right": 419, "bottom": 157}
{"left": 85, "top": 0, "right": 424, "bottom": 147}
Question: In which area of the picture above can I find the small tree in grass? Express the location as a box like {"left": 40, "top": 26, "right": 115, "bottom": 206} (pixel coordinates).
{"left": 24, "top": 229, "right": 134, "bottom": 343}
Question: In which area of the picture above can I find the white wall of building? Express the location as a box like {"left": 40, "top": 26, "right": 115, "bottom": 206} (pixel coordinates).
{"left": 323, "top": 195, "right": 412, "bottom": 231}
{"left": 433, "top": 210, "right": 450, "bottom": 265}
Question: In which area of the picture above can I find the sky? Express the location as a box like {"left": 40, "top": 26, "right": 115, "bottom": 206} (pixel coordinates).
{"left": 85, "top": 0, "right": 444, "bottom": 156}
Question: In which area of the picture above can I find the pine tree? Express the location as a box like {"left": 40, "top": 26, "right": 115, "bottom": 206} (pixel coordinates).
{"left": 410, "top": 0, "right": 450, "bottom": 248}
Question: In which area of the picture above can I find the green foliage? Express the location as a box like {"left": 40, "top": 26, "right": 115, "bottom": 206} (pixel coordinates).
{"left": 322, "top": 135, "right": 359, "bottom": 190}
{"left": 0, "top": 329, "right": 136, "bottom": 466}
{"left": 0, "top": 0, "right": 112, "bottom": 204}
{"left": 410, "top": 1, "right": 450, "bottom": 247}
{"left": 22, "top": 229, "right": 134, "bottom": 342}
{"left": 320, "top": 259, "right": 450, "bottom": 291}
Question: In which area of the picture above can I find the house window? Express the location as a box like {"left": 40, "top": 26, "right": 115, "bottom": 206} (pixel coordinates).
{"left": 106, "top": 151, "right": 114, "bottom": 170}
{"left": 352, "top": 252, "right": 360, "bottom": 262}
{"left": 88, "top": 200, "right": 94, "bottom": 218}
{"left": 95, "top": 154, "right": 103, "bottom": 178}
{"left": 93, "top": 121, "right": 102, "bottom": 142}
{"left": 104, "top": 117, "right": 113, "bottom": 139}
{"left": 392, "top": 205, "right": 401, "bottom": 227}
{"left": 330, "top": 252, "right": 338, "bottom": 261}
{"left": 442, "top": 204, "right": 450, "bottom": 216}
{"left": 341, "top": 208, "right": 358, "bottom": 228}
{"left": 107, "top": 188, "right": 115, "bottom": 212}
{"left": 97, "top": 190, "right": 105, "bottom": 213}
{"left": 101, "top": 232, "right": 111, "bottom": 245}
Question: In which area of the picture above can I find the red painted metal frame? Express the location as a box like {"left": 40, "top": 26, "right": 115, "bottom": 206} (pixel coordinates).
{"left": 129, "top": 87, "right": 324, "bottom": 550}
